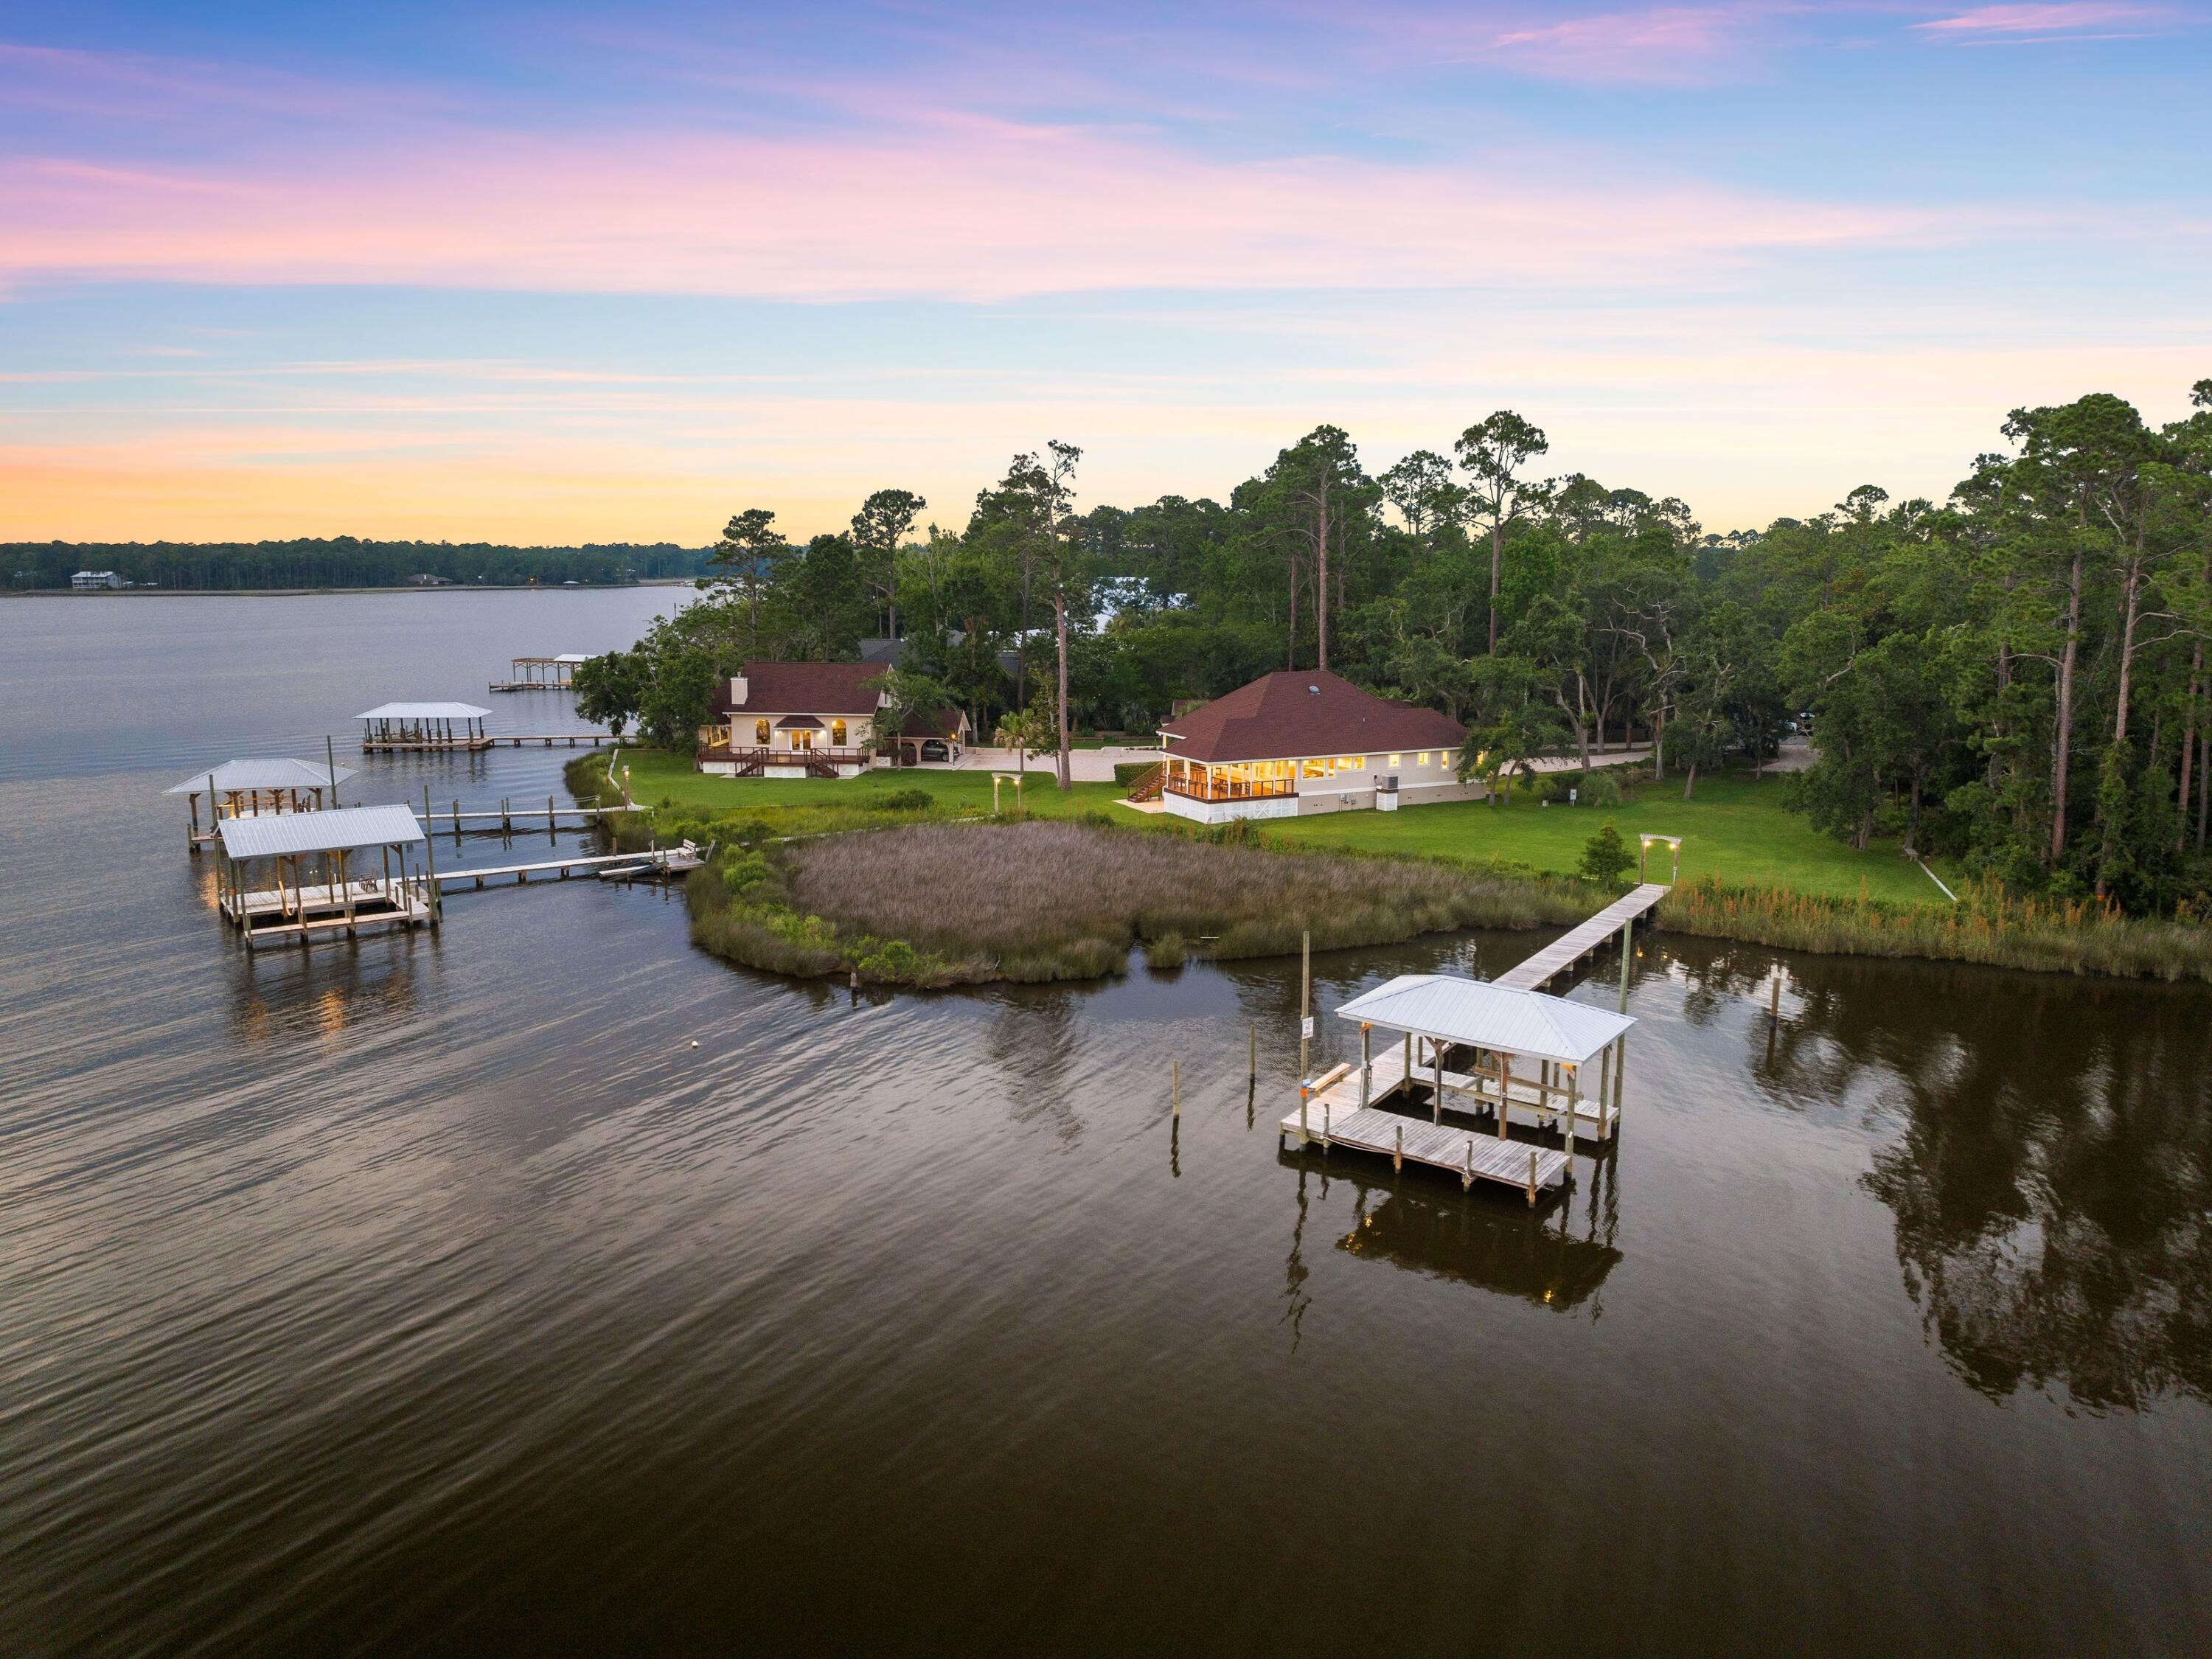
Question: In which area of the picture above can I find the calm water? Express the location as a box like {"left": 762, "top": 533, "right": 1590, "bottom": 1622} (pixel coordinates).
{"left": 2, "top": 594, "right": 2208, "bottom": 1656}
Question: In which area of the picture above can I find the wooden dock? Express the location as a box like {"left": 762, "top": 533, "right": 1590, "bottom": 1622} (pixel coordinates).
{"left": 1277, "top": 1049, "right": 1571, "bottom": 1203}
{"left": 1495, "top": 883, "right": 1667, "bottom": 991}
{"left": 437, "top": 844, "right": 701, "bottom": 889}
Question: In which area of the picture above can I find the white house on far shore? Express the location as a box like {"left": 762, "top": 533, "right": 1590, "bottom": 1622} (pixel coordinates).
{"left": 696, "top": 661, "right": 970, "bottom": 779}
{"left": 1155, "top": 669, "right": 1477, "bottom": 824}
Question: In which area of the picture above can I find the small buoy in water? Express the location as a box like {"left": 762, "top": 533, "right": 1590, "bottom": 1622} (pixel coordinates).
{"left": 689, "top": 1040, "right": 700, "bottom": 1049}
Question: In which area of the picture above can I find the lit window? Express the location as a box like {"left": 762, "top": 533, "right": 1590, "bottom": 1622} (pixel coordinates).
{"left": 754, "top": 719, "right": 770, "bottom": 745}
{"left": 830, "top": 719, "right": 847, "bottom": 745}
{"left": 1416, "top": 751, "right": 1430, "bottom": 767}
{"left": 1388, "top": 754, "right": 1401, "bottom": 768}
{"left": 1345, "top": 757, "right": 1365, "bottom": 771}
{"left": 1302, "top": 759, "right": 1325, "bottom": 779}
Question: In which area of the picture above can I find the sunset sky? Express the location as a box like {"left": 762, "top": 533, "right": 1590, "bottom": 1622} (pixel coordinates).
{"left": 3, "top": 1, "right": 2207, "bottom": 543}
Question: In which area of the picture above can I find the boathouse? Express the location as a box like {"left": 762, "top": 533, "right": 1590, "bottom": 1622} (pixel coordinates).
{"left": 491, "top": 653, "right": 588, "bottom": 692}
{"left": 1154, "top": 669, "right": 1472, "bottom": 824}
{"left": 1280, "top": 973, "right": 1636, "bottom": 1203}
{"left": 696, "top": 662, "right": 969, "bottom": 778}
{"left": 214, "top": 804, "right": 438, "bottom": 948}
{"left": 358, "top": 701, "right": 493, "bottom": 751}
{"left": 165, "top": 757, "right": 355, "bottom": 849}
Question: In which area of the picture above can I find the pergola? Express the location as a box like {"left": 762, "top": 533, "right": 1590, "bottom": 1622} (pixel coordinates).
{"left": 164, "top": 757, "right": 355, "bottom": 849}
{"left": 1335, "top": 973, "right": 1637, "bottom": 1144}
{"left": 215, "top": 804, "right": 439, "bottom": 948}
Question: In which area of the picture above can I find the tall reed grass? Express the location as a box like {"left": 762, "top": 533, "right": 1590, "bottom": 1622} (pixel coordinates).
{"left": 687, "top": 820, "right": 1592, "bottom": 986}
{"left": 1659, "top": 876, "right": 2212, "bottom": 983}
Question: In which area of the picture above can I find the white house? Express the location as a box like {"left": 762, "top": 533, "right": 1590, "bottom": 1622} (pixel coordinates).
{"left": 1155, "top": 669, "right": 1477, "bottom": 824}
{"left": 697, "top": 661, "right": 970, "bottom": 779}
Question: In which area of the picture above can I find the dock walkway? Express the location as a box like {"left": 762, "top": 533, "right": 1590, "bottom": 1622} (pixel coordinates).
{"left": 1496, "top": 883, "right": 1666, "bottom": 991}
{"left": 437, "top": 844, "right": 702, "bottom": 889}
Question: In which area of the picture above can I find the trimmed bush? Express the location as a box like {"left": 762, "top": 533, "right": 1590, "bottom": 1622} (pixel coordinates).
{"left": 869, "top": 787, "right": 936, "bottom": 813}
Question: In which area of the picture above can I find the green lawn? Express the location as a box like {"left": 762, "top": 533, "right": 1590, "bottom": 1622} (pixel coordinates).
{"left": 596, "top": 748, "right": 1125, "bottom": 827}
{"left": 1265, "top": 773, "right": 1944, "bottom": 905}
{"left": 589, "top": 750, "right": 1943, "bottom": 906}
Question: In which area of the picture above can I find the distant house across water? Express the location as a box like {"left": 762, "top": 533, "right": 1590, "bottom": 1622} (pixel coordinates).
{"left": 71, "top": 569, "right": 123, "bottom": 590}
{"left": 1157, "top": 669, "right": 1472, "bottom": 824}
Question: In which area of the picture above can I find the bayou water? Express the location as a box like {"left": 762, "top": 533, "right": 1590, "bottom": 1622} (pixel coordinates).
{"left": 2, "top": 594, "right": 2208, "bottom": 1655}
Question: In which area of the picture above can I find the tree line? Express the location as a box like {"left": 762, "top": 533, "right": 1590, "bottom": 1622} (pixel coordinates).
{"left": 575, "top": 379, "right": 2212, "bottom": 914}
{"left": 5, "top": 538, "right": 711, "bottom": 591}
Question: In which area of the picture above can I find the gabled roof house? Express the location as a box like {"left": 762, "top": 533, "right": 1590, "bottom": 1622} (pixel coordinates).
{"left": 1157, "top": 669, "right": 1472, "bottom": 823}
{"left": 698, "top": 662, "right": 970, "bottom": 779}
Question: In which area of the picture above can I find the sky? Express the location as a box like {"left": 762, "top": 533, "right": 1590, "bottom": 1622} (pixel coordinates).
{"left": 1, "top": 0, "right": 2208, "bottom": 543}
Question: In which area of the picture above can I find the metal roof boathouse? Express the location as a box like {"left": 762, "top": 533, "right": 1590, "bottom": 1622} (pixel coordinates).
{"left": 165, "top": 757, "right": 355, "bottom": 849}
{"left": 1280, "top": 971, "right": 1638, "bottom": 1204}
{"left": 214, "top": 804, "right": 440, "bottom": 948}
{"left": 358, "top": 702, "right": 493, "bottom": 752}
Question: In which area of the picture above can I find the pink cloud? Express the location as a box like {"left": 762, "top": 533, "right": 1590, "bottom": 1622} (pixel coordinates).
{"left": 1914, "top": 4, "right": 2170, "bottom": 35}
{"left": 0, "top": 106, "right": 1952, "bottom": 304}
{"left": 1484, "top": 7, "right": 1753, "bottom": 83}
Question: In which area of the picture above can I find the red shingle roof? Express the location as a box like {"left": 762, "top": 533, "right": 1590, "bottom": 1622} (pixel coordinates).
{"left": 714, "top": 661, "right": 885, "bottom": 717}
{"left": 1160, "top": 669, "right": 1464, "bottom": 764}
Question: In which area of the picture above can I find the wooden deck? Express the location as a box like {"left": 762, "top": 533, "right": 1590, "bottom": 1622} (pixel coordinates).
{"left": 1495, "top": 883, "right": 1667, "bottom": 991}
{"left": 1276, "top": 1048, "right": 1572, "bottom": 1202}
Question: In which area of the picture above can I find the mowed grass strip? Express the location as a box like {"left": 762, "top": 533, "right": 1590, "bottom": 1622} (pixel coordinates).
{"left": 1261, "top": 775, "right": 1941, "bottom": 906}
{"left": 582, "top": 750, "right": 1935, "bottom": 905}
{"left": 778, "top": 821, "right": 1589, "bottom": 981}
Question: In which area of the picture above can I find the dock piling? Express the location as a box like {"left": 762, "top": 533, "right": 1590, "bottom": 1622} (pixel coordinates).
{"left": 1172, "top": 1059, "right": 1180, "bottom": 1121}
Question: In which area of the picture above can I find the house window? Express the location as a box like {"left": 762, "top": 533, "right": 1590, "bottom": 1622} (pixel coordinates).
{"left": 830, "top": 720, "right": 847, "bottom": 746}
{"left": 1388, "top": 754, "right": 1402, "bottom": 768}
{"left": 754, "top": 719, "right": 770, "bottom": 745}
{"left": 1343, "top": 757, "right": 1365, "bottom": 771}
{"left": 1416, "top": 751, "right": 1430, "bottom": 767}
{"left": 1302, "top": 758, "right": 1325, "bottom": 779}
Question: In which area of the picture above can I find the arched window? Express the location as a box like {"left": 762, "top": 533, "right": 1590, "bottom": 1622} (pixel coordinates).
{"left": 754, "top": 719, "right": 770, "bottom": 745}
{"left": 830, "top": 719, "right": 847, "bottom": 746}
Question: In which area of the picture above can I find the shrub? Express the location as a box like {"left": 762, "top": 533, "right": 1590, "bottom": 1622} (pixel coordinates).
{"left": 1114, "top": 761, "right": 1160, "bottom": 787}
{"left": 869, "top": 787, "right": 936, "bottom": 813}
{"left": 1577, "top": 821, "right": 1634, "bottom": 887}
{"left": 1579, "top": 770, "right": 1624, "bottom": 809}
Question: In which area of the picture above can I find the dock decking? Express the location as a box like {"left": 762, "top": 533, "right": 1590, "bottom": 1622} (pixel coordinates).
{"left": 437, "top": 844, "right": 702, "bottom": 889}
{"left": 1495, "top": 883, "right": 1666, "bottom": 991}
{"left": 1276, "top": 1048, "right": 1572, "bottom": 1202}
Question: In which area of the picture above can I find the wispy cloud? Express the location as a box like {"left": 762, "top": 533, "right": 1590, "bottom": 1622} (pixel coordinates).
{"left": 1482, "top": 6, "right": 1759, "bottom": 84}
{"left": 1, "top": 113, "right": 1951, "bottom": 303}
{"left": 1913, "top": 4, "right": 2173, "bottom": 38}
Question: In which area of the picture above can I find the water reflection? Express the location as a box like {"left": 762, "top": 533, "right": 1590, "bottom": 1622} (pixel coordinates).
{"left": 1679, "top": 945, "right": 2212, "bottom": 1411}
{"left": 1277, "top": 1150, "right": 1624, "bottom": 1315}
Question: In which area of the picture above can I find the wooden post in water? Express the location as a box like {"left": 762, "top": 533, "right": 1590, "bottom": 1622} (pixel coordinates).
{"left": 1298, "top": 930, "right": 1311, "bottom": 1087}
{"left": 1249, "top": 1023, "right": 1257, "bottom": 1086}
{"left": 421, "top": 814, "right": 442, "bottom": 925}
{"left": 1172, "top": 1059, "right": 1180, "bottom": 1121}
{"left": 327, "top": 735, "right": 341, "bottom": 806}
{"left": 1769, "top": 966, "right": 1782, "bottom": 1020}
{"left": 1359, "top": 1023, "right": 1371, "bottom": 1108}
{"left": 1393, "top": 1123, "right": 1402, "bottom": 1172}
{"left": 549, "top": 794, "right": 557, "bottom": 844}
{"left": 1618, "top": 915, "right": 1633, "bottom": 1012}
{"left": 1432, "top": 1043, "right": 1443, "bottom": 1126}
{"left": 1498, "top": 1054, "right": 1512, "bottom": 1138}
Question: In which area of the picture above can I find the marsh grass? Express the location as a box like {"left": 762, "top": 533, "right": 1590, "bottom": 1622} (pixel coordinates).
{"left": 1660, "top": 877, "right": 2212, "bottom": 983}
{"left": 686, "top": 820, "right": 1593, "bottom": 985}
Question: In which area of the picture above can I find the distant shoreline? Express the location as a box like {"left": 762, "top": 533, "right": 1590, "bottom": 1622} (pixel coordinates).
{"left": 2, "top": 579, "right": 701, "bottom": 599}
